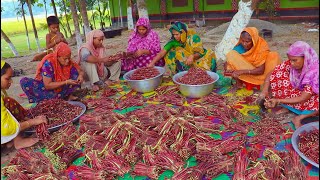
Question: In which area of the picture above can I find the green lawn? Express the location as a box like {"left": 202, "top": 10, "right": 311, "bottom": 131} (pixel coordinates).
{"left": 1, "top": 30, "right": 48, "bottom": 58}
{"left": 1, "top": 14, "right": 111, "bottom": 58}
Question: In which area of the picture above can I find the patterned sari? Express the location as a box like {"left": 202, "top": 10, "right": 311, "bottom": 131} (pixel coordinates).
{"left": 164, "top": 22, "right": 217, "bottom": 76}
{"left": 121, "top": 18, "right": 165, "bottom": 71}
{"left": 270, "top": 41, "right": 319, "bottom": 113}
{"left": 20, "top": 43, "right": 80, "bottom": 103}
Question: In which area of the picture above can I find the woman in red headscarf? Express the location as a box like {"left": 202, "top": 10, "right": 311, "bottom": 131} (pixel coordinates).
{"left": 20, "top": 42, "right": 85, "bottom": 103}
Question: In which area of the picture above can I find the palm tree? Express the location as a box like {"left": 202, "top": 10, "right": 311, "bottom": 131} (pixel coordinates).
{"left": 43, "top": 0, "right": 47, "bottom": 18}
{"left": 214, "top": 0, "right": 255, "bottom": 61}
{"left": 136, "top": 0, "right": 148, "bottom": 19}
{"left": 1, "top": 29, "right": 19, "bottom": 57}
{"left": 79, "top": 0, "right": 91, "bottom": 35}
{"left": 127, "top": 0, "right": 134, "bottom": 30}
{"left": 51, "top": 0, "right": 58, "bottom": 17}
{"left": 69, "top": 0, "right": 82, "bottom": 49}
{"left": 26, "top": 0, "right": 41, "bottom": 52}
{"left": 61, "top": 0, "right": 72, "bottom": 36}
{"left": 20, "top": 1, "right": 31, "bottom": 50}
{"left": 15, "top": 0, "right": 31, "bottom": 50}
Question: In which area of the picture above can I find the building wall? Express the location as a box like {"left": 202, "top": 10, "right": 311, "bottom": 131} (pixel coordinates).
{"left": 109, "top": 0, "right": 319, "bottom": 21}
{"left": 280, "top": 0, "right": 319, "bottom": 8}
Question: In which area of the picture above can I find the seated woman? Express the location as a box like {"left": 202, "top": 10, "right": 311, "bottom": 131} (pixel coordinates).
{"left": 78, "top": 29, "right": 121, "bottom": 91}
{"left": 20, "top": 42, "right": 84, "bottom": 103}
{"left": 225, "top": 27, "right": 281, "bottom": 91}
{"left": 148, "top": 21, "right": 217, "bottom": 75}
{"left": 1, "top": 60, "right": 47, "bottom": 149}
{"left": 261, "top": 41, "right": 319, "bottom": 128}
{"left": 121, "top": 17, "right": 164, "bottom": 72}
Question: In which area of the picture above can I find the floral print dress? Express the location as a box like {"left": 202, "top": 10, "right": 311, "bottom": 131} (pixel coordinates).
{"left": 164, "top": 34, "right": 217, "bottom": 76}
{"left": 20, "top": 60, "right": 80, "bottom": 103}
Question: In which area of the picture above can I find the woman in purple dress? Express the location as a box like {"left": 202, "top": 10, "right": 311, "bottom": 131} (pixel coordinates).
{"left": 121, "top": 18, "right": 165, "bottom": 72}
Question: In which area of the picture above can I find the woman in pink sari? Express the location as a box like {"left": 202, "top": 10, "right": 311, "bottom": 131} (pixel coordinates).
{"left": 121, "top": 18, "right": 165, "bottom": 72}
{"left": 261, "top": 41, "right": 319, "bottom": 128}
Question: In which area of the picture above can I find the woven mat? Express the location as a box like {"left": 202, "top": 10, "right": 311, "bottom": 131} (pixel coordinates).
{"left": 3, "top": 71, "right": 319, "bottom": 180}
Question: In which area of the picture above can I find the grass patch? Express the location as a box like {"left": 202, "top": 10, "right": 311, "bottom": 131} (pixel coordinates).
{"left": 1, "top": 14, "right": 112, "bottom": 58}
{"left": 2, "top": 17, "right": 48, "bottom": 36}
{"left": 1, "top": 30, "right": 47, "bottom": 58}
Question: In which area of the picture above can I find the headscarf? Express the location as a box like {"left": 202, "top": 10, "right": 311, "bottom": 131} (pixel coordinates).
{"left": 78, "top": 29, "right": 105, "bottom": 77}
{"left": 35, "top": 42, "right": 80, "bottom": 92}
{"left": 127, "top": 18, "right": 161, "bottom": 53}
{"left": 169, "top": 21, "right": 196, "bottom": 43}
{"left": 1, "top": 60, "right": 9, "bottom": 97}
{"left": 287, "top": 41, "right": 319, "bottom": 94}
{"left": 1, "top": 60, "right": 5, "bottom": 69}
{"left": 236, "top": 27, "right": 270, "bottom": 67}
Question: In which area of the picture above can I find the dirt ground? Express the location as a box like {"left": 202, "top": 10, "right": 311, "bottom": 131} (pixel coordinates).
{"left": 2, "top": 20, "right": 319, "bottom": 105}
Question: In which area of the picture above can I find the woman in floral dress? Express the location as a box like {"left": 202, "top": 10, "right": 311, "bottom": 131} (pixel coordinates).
{"left": 148, "top": 21, "right": 217, "bottom": 76}
{"left": 261, "top": 41, "right": 319, "bottom": 128}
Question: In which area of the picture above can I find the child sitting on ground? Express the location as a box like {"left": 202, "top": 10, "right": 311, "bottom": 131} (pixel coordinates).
{"left": 32, "top": 16, "right": 68, "bottom": 61}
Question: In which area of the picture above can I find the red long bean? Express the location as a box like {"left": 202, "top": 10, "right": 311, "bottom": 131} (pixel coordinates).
{"left": 129, "top": 67, "right": 160, "bottom": 80}
{"left": 177, "top": 67, "right": 214, "bottom": 85}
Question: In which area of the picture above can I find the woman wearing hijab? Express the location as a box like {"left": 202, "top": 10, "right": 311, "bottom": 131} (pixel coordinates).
{"left": 225, "top": 27, "right": 281, "bottom": 91}
{"left": 148, "top": 21, "right": 217, "bottom": 76}
{"left": 261, "top": 41, "right": 319, "bottom": 128}
{"left": 121, "top": 17, "right": 164, "bottom": 72}
{"left": 78, "top": 29, "right": 121, "bottom": 91}
{"left": 2, "top": 60, "right": 47, "bottom": 149}
{"left": 20, "top": 42, "right": 84, "bottom": 103}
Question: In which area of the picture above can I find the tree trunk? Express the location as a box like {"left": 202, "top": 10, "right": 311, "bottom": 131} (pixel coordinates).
{"left": 43, "top": 0, "right": 48, "bottom": 18}
{"left": 136, "top": 0, "right": 148, "bottom": 19}
{"left": 79, "top": 0, "right": 91, "bottom": 35}
{"left": 127, "top": 0, "right": 134, "bottom": 30}
{"left": 51, "top": 0, "right": 58, "bottom": 17}
{"left": 62, "top": 0, "right": 72, "bottom": 36}
{"left": 1, "top": 29, "right": 19, "bottom": 57}
{"left": 118, "top": 0, "right": 123, "bottom": 27}
{"left": 22, "top": 3, "right": 31, "bottom": 51}
{"left": 97, "top": 0, "right": 104, "bottom": 29}
{"left": 214, "top": 0, "right": 254, "bottom": 62}
{"left": 92, "top": 9, "right": 96, "bottom": 29}
{"left": 26, "top": 0, "right": 41, "bottom": 52}
{"left": 70, "top": 0, "right": 83, "bottom": 50}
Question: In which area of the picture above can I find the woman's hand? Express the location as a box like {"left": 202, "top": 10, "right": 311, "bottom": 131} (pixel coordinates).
{"left": 76, "top": 75, "right": 84, "bottom": 84}
{"left": 264, "top": 98, "right": 280, "bottom": 109}
{"left": 147, "top": 61, "right": 155, "bottom": 67}
{"left": 65, "top": 79, "right": 78, "bottom": 85}
{"left": 135, "top": 49, "right": 148, "bottom": 57}
{"left": 186, "top": 55, "right": 194, "bottom": 65}
{"left": 30, "top": 115, "right": 48, "bottom": 126}
{"left": 258, "top": 90, "right": 268, "bottom": 100}
{"left": 255, "top": 90, "right": 268, "bottom": 105}
{"left": 231, "top": 70, "right": 243, "bottom": 78}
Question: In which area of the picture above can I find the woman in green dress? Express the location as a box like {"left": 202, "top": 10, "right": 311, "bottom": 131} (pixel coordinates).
{"left": 148, "top": 21, "right": 217, "bottom": 75}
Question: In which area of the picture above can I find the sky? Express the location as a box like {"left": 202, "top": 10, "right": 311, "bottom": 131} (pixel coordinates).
{"left": 1, "top": 0, "right": 17, "bottom": 2}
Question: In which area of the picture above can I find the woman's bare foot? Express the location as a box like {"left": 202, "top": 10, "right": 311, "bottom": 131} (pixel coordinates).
{"left": 13, "top": 136, "right": 39, "bottom": 149}
{"left": 275, "top": 108, "right": 289, "bottom": 115}
{"left": 92, "top": 85, "right": 100, "bottom": 92}
{"left": 292, "top": 117, "right": 302, "bottom": 129}
{"left": 1, "top": 148, "right": 17, "bottom": 164}
{"left": 229, "top": 79, "right": 242, "bottom": 93}
{"left": 68, "top": 95, "right": 79, "bottom": 101}
{"left": 6, "top": 141, "right": 14, "bottom": 148}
